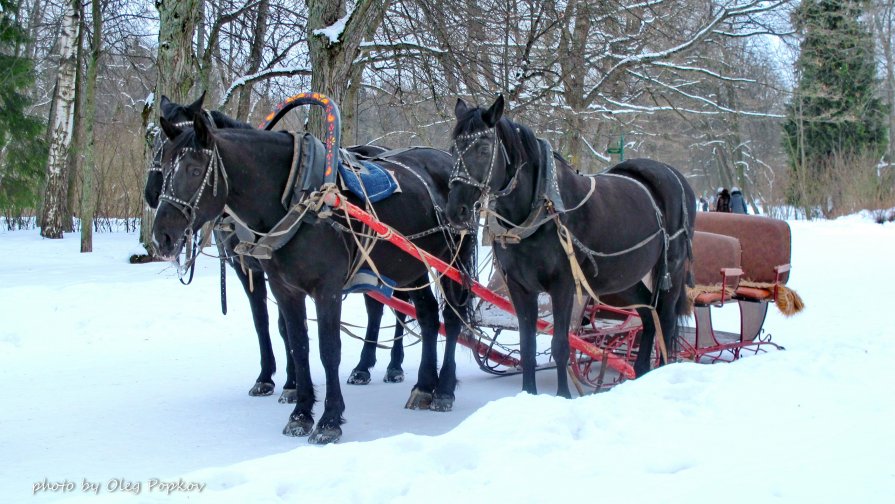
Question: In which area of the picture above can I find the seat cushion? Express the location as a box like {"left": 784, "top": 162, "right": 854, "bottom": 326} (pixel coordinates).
{"left": 695, "top": 213, "right": 791, "bottom": 284}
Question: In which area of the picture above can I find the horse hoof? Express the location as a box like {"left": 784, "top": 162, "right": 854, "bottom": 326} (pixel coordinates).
{"left": 308, "top": 425, "right": 342, "bottom": 445}
{"left": 249, "top": 381, "right": 275, "bottom": 397}
{"left": 384, "top": 368, "right": 405, "bottom": 383}
{"left": 347, "top": 370, "right": 371, "bottom": 385}
{"left": 282, "top": 413, "right": 314, "bottom": 437}
{"left": 278, "top": 388, "right": 297, "bottom": 404}
{"left": 404, "top": 388, "right": 433, "bottom": 410}
{"left": 429, "top": 394, "right": 454, "bottom": 412}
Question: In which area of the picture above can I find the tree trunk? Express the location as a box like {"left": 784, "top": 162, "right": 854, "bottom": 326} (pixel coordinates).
{"left": 305, "top": 0, "right": 388, "bottom": 136}
{"left": 342, "top": 61, "right": 366, "bottom": 145}
{"left": 140, "top": 0, "right": 201, "bottom": 255}
{"left": 39, "top": 0, "right": 80, "bottom": 239}
{"left": 67, "top": 1, "right": 87, "bottom": 234}
{"left": 80, "top": 0, "right": 102, "bottom": 253}
{"left": 881, "top": 0, "right": 895, "bottom": 165}
{"left": 235, "top": 0, "right": 270, "bottom": 122}
{"left": 557, "top": 0, "right": 591, "bottom": 171}
{"left": 156, "top": 0, "right": 201, "bottom": 103}
{"left": 25, "top": 0, "right": 44, "bottom": 62}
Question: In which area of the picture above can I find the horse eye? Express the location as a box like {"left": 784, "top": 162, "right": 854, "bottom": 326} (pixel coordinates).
{"left": 191, "top": 166, "right": 202, "bottom": 177}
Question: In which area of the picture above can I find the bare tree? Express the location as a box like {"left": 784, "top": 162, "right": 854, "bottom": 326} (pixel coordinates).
{"left": 305, "top": 0, "right": 389, "bottom": 133}
{"left": 139, "top": 0, "right": 202, "bottom": 255}
{"left": 79, "top": 0, "right": 102, "bottom": 252}
{"left": 871, "top": 0, "right": 895, "bottom": 166}
{"left": 234, "top": 0, "right": 270, "bottom": 121}
{"left": 39, "top": 0, "right": 80, "bottom": 238}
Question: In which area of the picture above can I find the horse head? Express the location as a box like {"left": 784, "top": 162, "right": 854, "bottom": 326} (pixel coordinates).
{"left": 144, "top": 92, "right": 207, "bottom": 209}
{"left": 152, "top": 111, "right": 229, "bottom": 260}
{"left": 446, "top": 95, "right": 516, "bottom": 229}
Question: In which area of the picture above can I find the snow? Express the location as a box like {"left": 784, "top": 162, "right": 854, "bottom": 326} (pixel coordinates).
{"left": 2, "top": 214, "right": 894, "bottom": 503}
{"left": 312, "top": 13, "right": 351, "bottom": 45}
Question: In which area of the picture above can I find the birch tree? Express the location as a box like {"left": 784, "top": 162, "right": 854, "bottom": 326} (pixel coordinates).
{"left": 39, "top": 0, "right": 80, "bottom": 239}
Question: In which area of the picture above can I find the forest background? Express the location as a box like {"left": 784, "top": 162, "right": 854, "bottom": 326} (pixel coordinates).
{"left": 1, "top": 0, "right": 893, "bottom": 251}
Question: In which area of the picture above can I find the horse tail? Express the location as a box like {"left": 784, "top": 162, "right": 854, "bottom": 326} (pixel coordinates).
{"left": 676, "top": 258, "right": 694, "bottom": 317}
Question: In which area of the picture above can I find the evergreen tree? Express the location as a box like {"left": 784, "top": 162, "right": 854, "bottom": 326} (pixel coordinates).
{"left": 0, "top": 0, "right": 46, "bottom": 222}
{"left": 783, "top": 0, "right": 889, "bottom": 209}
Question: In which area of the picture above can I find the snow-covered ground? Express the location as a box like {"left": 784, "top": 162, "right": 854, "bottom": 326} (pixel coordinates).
{"left": 1, "top": 214, "right": 893, "bottom": 503}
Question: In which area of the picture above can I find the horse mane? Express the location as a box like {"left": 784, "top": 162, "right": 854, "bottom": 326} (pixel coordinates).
{"left": 208, "top": 110, "right": 253, "bottom": 130}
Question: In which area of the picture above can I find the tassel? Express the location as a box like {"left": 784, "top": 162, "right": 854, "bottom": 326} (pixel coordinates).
{"left": 660, "top": 272, "right": 672, "bottom": 291}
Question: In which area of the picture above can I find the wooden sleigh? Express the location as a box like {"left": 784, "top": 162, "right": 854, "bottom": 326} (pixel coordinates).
{"left": 679, "top": 212, "right": 803, "bottom": 363}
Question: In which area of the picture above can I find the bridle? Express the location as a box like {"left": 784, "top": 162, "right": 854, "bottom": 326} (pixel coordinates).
{"left": 449, "top": 128, "right": 520, "bottom": 199}
{"left": 148, "top": 120, "right": 192, "bottom": 175}
{"left": 155, "top": 136, "right": 230, "bottom": 283}
{"left": 158, "top": 143, "right": 229, "bottom": 233}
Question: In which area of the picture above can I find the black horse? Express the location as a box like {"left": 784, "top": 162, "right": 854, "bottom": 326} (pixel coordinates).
{"left": 446, "top": 96, "right": 695, "bottom": 397}
{"left": 144, "top": 95, "right": 410, "bottom": 395}
{"left": 152, "top": 110, "right": 473, "bottom": 444}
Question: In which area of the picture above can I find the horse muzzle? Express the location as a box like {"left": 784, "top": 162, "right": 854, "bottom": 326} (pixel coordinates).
{"left": 151, "top": 231, "right": 184, "bottom": 262}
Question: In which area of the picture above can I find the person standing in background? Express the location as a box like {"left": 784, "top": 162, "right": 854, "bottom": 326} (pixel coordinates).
{"left": 715, "top": 188, "right": 731, "bottom": 212}
{"left": 729, "top": 186, "right": 748, "bottom": 214}
{"left": 698, "top": 195, "right": 709, "bottom": 211}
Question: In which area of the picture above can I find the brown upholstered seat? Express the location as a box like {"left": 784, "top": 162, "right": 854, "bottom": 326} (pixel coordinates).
{"left": 695, "top": 213, "right": 791, "bottom": 284}
{"left": 691, "top": 230, "right": 743, "bottom": 306}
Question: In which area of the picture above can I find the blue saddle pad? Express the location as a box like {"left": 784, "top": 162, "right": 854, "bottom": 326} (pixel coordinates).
{"left": 338, "top": 161, "right": 398, "bottom": 203}
{"left": 343, "top": 268, "right": 396, "bottom": 298}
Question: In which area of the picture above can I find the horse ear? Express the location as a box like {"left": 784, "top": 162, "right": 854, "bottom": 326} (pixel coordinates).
{"left": 187, "top": 91, "right": 206, "bottom": 115}
{"left": 159, "top": 116, "right": 182, "bottom": 140}
{"left": 159, "top": 95, "right": 173, "bottom": 116}
{"left": 454, "top": 98, "right": 470, "bottom": 118}
{"left": 482, "top": 95, "right": 505, "bottom": 127}
{"left": 193, "top": 112, "right": 215, "bottom": 148}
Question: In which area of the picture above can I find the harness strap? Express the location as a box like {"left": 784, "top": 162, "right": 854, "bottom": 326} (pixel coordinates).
{"left": 281, "top": 132, "right": 303, "bottom": 209}
{"left": 214, "top": 222, "right": 229, "bottom": 315}
{"left": 480, "top": 137, "right": 597, "bottom": 246}
{"left": 227, "top": 195, "right": 323, "bottom": 260}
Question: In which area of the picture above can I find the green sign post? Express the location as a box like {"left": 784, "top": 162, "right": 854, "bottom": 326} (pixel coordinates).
{"left": 606, "top": 133, "right": 624, "bottom": 161}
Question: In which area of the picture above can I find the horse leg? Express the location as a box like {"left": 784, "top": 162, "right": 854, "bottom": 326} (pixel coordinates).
{"left": 309, "top": 293, "right": 345, "bottom": 445}
{"left": 654, "top": 265, "right": 690, "bottom": 367}
{"left": 384, "top": 291, "right": 407, "bottom": 383}
{"left": 232, "top": 265, "right": 276, "bottom": 397}
{"left": 505, "top": 280, "right": 540, "bottom": 394}
{"left": 277, "top": 311, "right": 297, "bottom": 404}
{"left": 430, "top": 280, "right": 464, "bottom": 411}
{"left": 347, "top": 294, "right": 384, "bottom": 385}
{"left": 405, "top": 285, "right": 441, "bottom": 410}
{"left": 548, "top": 286, "right": 574, "bottom": 399}
{"left": 634, "top": 306, "right": 656, "bottom": 377}
{"left": 269, "top": 288, "right": 316, "bottom": 438}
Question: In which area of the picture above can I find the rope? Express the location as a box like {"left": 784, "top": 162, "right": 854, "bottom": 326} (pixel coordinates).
{"left": 338, "top": 318, "right": 423, "bottom": 348}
